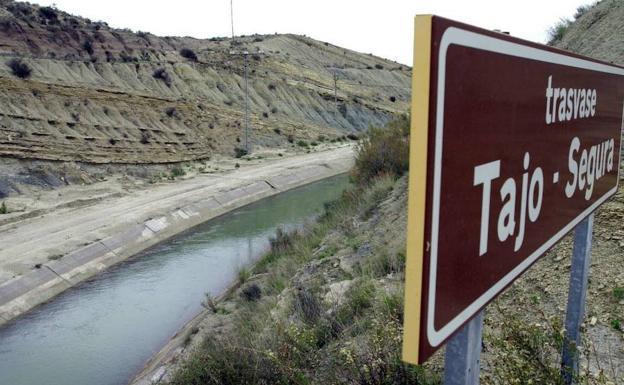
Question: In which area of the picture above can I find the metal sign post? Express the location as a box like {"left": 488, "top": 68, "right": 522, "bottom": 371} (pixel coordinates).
{"left": 440, "top": 213, "right": 595, "bottom": 385}
{"left": 561, "top": 214, "right": 594, "bottom": 384}
{"left": 443, "top": 311, "right": 484, "bottom": 385}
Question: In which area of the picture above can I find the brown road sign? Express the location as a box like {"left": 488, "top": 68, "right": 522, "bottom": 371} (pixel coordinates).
{"left": 402, "top": 15, "right": 624, "bottom": 364}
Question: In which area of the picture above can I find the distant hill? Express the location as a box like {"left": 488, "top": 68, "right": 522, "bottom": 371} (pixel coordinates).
{"left": 0, "top": 1, "right": 410, "bottom": 163}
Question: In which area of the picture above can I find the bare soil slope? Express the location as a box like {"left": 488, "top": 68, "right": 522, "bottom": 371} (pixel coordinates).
{"left": 0, "top": 1, "right": 410, "bottom": 164}
{"left": 555, "top": 0, "right": 624, "bottom": 65}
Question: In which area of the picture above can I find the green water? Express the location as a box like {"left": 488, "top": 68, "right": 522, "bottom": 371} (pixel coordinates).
{"left": 0, "top": 174, "right": 349, "bottom": 385}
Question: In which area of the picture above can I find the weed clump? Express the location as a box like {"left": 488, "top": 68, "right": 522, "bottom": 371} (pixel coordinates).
{"left": 351, "top": 114, "right": 409, "bottom": 185}
{"left": 547, "top": 18, "right": 571, "bottom": 45}
{"left": 241, "top": 283, "right": 262, "bottom": 301}
{"left": 269, "top": 228, "right": 298, "bottom": 253}
{"left": 83, "top": 40, "right": 94, "bottom": 55}
{"left": 234, "top": 147, "right": 248, "bottom": 158}
{"left": 152, "top": 68, "right": 172, "bottom": 87}
{"left": 38, "top": 6, "right": 58, "bottom": 21}
{"left": 7, "top": 58, "right": 32, "bottom": 79}
{"left": 140, "top": 132, "right": 150, "bottom": 144}
{"left": 238, "top": 267, "right": 251, "bottom": 284}
{"left": 613, "top": 286, "right": 624, "bottom": 301}
{"left": 170, "top": 166, "right": 185, "bottom": 178}
{"left": 180, "top": 48, "right": 198, "bottom": 61}
{"left": 574, "top": 4, "right": 591, "bottom": 19}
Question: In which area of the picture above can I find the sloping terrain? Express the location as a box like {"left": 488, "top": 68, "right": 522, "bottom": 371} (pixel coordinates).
{"left": 0, "top": 1, "right": 410, "bottom": 164}
{"left": 555, "top": 0, "right": 624, "bottom": 64}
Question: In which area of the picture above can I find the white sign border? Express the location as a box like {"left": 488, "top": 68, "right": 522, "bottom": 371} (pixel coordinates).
{"left": 427, "top": 27, "right": 624, "bottom": 347}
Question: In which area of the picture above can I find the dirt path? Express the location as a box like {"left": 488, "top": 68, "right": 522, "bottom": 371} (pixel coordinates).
{"left": 0, "top": 145, "right": 354, "bottom": 324}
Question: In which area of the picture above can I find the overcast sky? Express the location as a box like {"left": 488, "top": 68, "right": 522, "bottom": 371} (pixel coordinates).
{"left": 32, "top": 0, "right": 586, "bottom": 65}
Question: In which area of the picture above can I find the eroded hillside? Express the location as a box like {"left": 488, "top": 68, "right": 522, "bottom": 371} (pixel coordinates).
{"left": 0, "top": 1, "right": 410, "bottom": 164}
{"left": 555, "top": 0, "right": 624, "bottom": 64}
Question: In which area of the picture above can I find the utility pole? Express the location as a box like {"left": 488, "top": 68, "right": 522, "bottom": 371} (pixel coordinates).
{"left": 243, "top": 51, "right": 249, "bottom": 153}
{"left": 229, "top": 49, "right": 266, "bottom": 155}
{"left": 327, "top": 67, "right": 341, "bottom": 121}
{"left": 230, "top": 0, "right": 234, "bottom": 39}
{"left": 333, "top": 70, "right": 338, "bottom": 118}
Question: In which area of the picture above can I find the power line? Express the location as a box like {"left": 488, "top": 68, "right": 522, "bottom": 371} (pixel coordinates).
{"left": 230, "top": 49, "right": 267, "bottom": 154}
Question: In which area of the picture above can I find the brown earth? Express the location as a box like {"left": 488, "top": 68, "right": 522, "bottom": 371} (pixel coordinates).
{"left": 0, "top": 0, "right": 410, "bottom": 165}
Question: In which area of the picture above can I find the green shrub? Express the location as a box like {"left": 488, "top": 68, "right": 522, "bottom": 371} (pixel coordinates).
{"left": 7, "top": 58, "right": 32, "bottom": 79}
{"left": 170, "top": 166, "right": 185, "bottom": 178}
{"left": 152, "top": 67, "right": 172, "bottom": 87}
{"left": 296, "top": 140, "right": 308, "bottom": 147}
{"left": 269, "top": 227, "right": 297, "bottom": 253}
{"left": 293, "top": 287, "right": 323, "bottom": 325}
{"left": 489, "top": 309, "right": 565, "bottom": 385}
{"left": 170, "top": 336, "right": 294, "bottom": 385}
{"left": 574, "top": 4, "right": 591, "bottom": 19}
{"left": 332, "top": 316, "right": 436, "bottom": 385}
{"left": 613, "top": 286, "right": 624, "bottom": 301}
{"left": 0, "top": 201, "right": 7, "bottom": 214}
{"left": 238, "top": 267, "right": 251, "bottom": 284}
{"left": 547, "top": 18, "right": 571, "bottom": 45}
{"left": 352, "top": 114, "right": 410, "bottom": 185}
{"left": 234, "top": 147, "right": 248, "bottom": 158}
{"left": 180, "top": 48, "right": 198, "bottom": 61}
{"left": 165, "top": 107, "right": 177, "bottom": 117}
{"left": 39, "top": 6, "right": 58, "bottom": 21}
{"left": 241, "top": 283, "right": 262, "bottom": 301}
{"left": 83, "top": 40, "right": 94, "bottom": 55}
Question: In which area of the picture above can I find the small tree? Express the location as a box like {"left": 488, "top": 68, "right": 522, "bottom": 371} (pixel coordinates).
{"left": 179, "top": 48, "right": 198, "bottom": 61}
{"left": 83, "top": 40, "right": 94, "bottom": 55}
{"left": 152, "top": 68, "right": 172, "bottom": 87}
{"left": 0, "top": 201, "right": 7, "bottom": 214}
{"left": 351, "top": 115, "right": 410, "bottom": 185}
{"left": 38, "top": 6, "right": 58, "bottom": 21}
{"left": 547, "top": 18, "right": 571, "bottom": 45}
{"left": 7, "top": 58, "right": 32, "bottom": 79}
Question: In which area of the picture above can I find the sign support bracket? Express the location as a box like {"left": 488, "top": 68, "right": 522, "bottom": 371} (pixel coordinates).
{"left": 443, "top": 310, "right": 484, "bottom": 385}
{"left": 561, "top": 214, "right": 594, "bottom": 384}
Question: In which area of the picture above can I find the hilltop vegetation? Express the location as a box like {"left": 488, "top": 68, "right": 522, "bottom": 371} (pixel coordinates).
{"left": 549, "top": 0, "right": 624, "bottom": 65}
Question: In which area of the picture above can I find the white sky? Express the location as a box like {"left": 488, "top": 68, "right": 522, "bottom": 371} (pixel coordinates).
{"left": 31, "top": 0, "right": 585, "bottom": 65}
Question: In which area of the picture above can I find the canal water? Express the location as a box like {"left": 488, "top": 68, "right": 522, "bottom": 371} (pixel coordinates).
{"left": 0, "top": 175, "right": 349, "bottom": 385}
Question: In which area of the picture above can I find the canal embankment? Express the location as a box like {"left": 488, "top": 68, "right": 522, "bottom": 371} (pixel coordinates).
{"left": 0, "top": 145, "right": 354, "bottom": 327}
